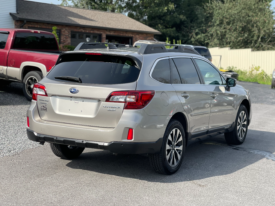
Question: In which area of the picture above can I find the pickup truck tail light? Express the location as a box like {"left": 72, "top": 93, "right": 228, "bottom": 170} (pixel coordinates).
{"left": 106, "top": 91, "right": 155, "bottom": 109}
{"left": 32, "top": 83, "right": 48, "bottom": 101}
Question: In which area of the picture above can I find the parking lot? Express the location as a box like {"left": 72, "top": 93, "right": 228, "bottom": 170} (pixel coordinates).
{"left": 1, "top": 82, "right": 275, "bottom": 205}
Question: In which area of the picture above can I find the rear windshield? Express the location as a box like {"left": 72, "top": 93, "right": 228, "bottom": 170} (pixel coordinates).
{"left": 47, "top": 54, "right": 140, "bottom": 85}
{"left": 194, "top": 48, "right": 211, "bottom": 57}
{"left": 12, "top": 32, "right": 58, "bottom": 51}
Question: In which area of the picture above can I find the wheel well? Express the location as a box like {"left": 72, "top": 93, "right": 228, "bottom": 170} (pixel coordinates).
{"left": 22, "top": 66, "right": 42, "bottom": 80}
{"left": 170, "top": 113, "right": 188, "bottom": 145}
{"left": 241, "top": 99, "right": 250, "bottom": 117}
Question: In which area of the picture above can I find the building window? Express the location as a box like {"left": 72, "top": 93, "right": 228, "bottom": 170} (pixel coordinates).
{"left": 71, "top": 32, "right": 101, "bottom": 47}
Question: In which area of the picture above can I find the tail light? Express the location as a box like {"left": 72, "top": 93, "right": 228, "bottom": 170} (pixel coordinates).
{"left": 27, "top": 117, "right": 30, "bottom": 127}
{"left": 32, "top": 83, "right": 48, "bottom": 101}
{"left": 106, "top": 91, "right": 155, "bottom": 109}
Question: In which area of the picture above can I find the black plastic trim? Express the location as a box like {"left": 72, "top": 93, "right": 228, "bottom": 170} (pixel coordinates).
{"left": 27, "top": 129, "right": 163, "bottom": 154}
{"left": 138, "top": 44, "right": 200, "bottom": 55}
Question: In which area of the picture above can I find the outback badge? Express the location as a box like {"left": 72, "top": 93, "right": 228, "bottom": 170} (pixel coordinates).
{"left": 70, "top": 88, "right": 79, "bottom": 94}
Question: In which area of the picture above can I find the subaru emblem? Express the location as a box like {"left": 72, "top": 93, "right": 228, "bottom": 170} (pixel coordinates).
{"left": 69, "top": 88, "right": 79, "bottom": 94}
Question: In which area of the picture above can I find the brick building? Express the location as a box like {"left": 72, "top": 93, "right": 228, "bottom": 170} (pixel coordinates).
{"left": 4, "top": 0, "right": 160, "bottom": 47}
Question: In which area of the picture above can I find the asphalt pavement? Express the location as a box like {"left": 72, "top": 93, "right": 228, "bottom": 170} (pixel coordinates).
{"left": 0, "top": 81, "right": 275, "bottom": 206}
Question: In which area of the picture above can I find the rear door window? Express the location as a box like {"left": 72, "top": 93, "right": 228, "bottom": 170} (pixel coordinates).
{"left": 172, "top": 58, "right": 201, "bottom": 84}
{"left": 151, "top": 59, "right": 171, "bottom": 84}
{"left": 170, "top": 59, "right": 181, "bottom": 84}
{"left": 47, "top": 54, "right": 140, "bottom": 84}
{"left": 12, "top": 32, "right": 58, "bottom": 51}
{"left": 0, "top": 33, "right": 9, "bottom": 49}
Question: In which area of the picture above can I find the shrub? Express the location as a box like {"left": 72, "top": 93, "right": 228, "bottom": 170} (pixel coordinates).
{"left": 62, "top": 45, "right": 75, "bottom": 51}
{"left": 52, "top": 26, "right": 59, "bottom": 44}
{"left": 228, "top": 66, "right": 272, "bottom": 85}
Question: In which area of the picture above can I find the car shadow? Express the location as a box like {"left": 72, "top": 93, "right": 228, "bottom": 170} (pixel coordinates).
{"left": 0, "top": 82, "right": 30, "bottom": 105}
{"left": 66, "top": 129, "right": 275, "bottom": 182}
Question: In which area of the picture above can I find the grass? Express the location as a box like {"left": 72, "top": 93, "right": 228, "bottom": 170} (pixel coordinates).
{"left": 220, "top": 66, "right": 273, "bottom": 85}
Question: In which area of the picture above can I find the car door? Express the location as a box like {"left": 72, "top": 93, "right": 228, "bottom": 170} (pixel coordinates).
{"left": 171, "top": 58, "right": 211, "bottom": 136}
{"left": 193, "top": 58, "right": 236, "bottom": 131}
{"left": 0, "top": 31, "right": 9, "bottom": 79}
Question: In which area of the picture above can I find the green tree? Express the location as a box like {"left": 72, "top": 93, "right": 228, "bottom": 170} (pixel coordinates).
{"left": 192, "top": 0, "right": 275, "bottom": 50}
{"left": 125, "top": 0, "right": 209, "bottom": 44}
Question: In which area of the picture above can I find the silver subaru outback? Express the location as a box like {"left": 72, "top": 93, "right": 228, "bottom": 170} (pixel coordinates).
{"left": 27, "top": 44, "right": 252, "bottom": 175}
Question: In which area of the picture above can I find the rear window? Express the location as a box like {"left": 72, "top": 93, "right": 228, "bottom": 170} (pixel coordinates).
{"left": 194, "top": 48, "right": 211, "bottom": 57}
{"left": 0, "top": 33, "right": 9, "bottom": 49}
{"left": 47, "top": 54, "right": 140, "bottom": 85}
{"left": 12, "top": 32, "right": 58, "bottom": 51}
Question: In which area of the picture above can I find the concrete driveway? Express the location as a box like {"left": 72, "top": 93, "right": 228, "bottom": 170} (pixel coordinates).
{"left": 0, "top": 82, "right": 275, "bottom": 206}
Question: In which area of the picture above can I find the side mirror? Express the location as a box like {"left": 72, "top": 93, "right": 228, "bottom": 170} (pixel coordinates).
{"left": 226, "top": 78, "right": 236, "bottom": 87}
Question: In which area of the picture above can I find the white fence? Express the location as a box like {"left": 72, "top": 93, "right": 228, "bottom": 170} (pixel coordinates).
{"left": 209, "top": 47, "right": 275, "bottom": 74}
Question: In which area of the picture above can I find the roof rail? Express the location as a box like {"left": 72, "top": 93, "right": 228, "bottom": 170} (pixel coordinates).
{"left": 138, "top": 44, "right": 200, "bottom": 55}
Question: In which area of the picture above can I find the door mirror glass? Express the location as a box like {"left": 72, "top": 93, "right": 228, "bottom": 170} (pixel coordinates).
{"left": 226, "top": 78, "right": 236, "bottom": 87}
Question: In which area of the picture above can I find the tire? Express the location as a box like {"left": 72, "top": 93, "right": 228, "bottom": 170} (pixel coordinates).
{"left": 50, "top": 143, "right": 85, "bottom": 160}
{"left": 22, "top": 71, "right": 42, "bottom": 101}
{"left": 272, "top": 81, "right": 275, "bottom": 89}
{"left": 149, "top": 120, "right": 186, "bottom": 175}
{"left": 224, "top": 105, "right": 249, "bottom": 145}
{"left": 0, "top": 80, "right": 11, "bottom": 87}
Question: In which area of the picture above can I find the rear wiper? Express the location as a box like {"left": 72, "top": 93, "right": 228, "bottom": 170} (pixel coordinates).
{"left": 55, "top": 76, "right": 82, "bottom": 83}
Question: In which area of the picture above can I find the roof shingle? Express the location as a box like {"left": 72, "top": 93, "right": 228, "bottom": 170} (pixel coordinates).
{"left": 10, "top": 0, "right": 160, "bottom": 34}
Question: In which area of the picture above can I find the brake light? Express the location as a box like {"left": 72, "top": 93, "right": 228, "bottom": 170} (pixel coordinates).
{"left": 27, "top": 117, "right": 30, "bottom": 127}
{"left": 85, "top": 53, "right": 102, "bottom": 55}
{"left": 127, "top": 128, "right": 133, "bottom": 140}
{"left": 106, "top": 91, "right": 155, "bottom": 109}
{"left": 32, "top": 83, "right": 48, "bottom": 101}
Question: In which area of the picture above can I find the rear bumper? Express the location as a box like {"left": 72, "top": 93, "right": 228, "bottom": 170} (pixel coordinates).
{"left": 27, "top": 129, "right": 162, "bottom": 154}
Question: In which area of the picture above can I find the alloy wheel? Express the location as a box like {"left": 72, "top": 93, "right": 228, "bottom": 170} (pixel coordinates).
{"left": 237, "top": 111, "right": 247, "bottom": 140}
{"left": 25, "top": 76, "right": 38, "bottom": 97}
{"left": 166, "top": 128, "right": 183, "bottom": 167}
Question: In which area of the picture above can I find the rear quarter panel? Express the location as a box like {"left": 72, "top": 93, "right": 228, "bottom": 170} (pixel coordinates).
{"left": 7, "top": 50, "right": 59, "bottom": 80}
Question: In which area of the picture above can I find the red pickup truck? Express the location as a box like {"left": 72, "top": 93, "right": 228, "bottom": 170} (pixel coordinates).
{"left": 0, "top": 29, "right": 60, "bottom": 100}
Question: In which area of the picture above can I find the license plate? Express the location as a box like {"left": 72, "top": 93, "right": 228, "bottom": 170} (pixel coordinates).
{"left": 51, "top": 96, "right": 99, "bottom": 117}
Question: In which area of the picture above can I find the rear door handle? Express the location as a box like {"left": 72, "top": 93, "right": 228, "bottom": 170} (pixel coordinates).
{"left": 181, "top": 93, "right": 190, "bottom": 99}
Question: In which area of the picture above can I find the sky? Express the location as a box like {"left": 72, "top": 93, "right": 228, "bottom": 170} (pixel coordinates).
{"left": 29, "top": 0, "right": 275, "bottom": 9}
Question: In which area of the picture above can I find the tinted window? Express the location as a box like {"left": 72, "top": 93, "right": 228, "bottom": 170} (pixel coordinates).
{"left": 173, "top": 58, "right": 200, "bottom": 84}
{"left": 12, "top": 32, "right": 58, "bottom": 51}
{"left": 0, "top": 33, "right": 9, "bottom": 49}
{"left": 194, "top": 48, "right": 211, "bottom": 57}
{"left": 47, "top": 54, "right": 140, "bottom": 84}
{"left": 195, "top": 59, "right": 222, "bottom": 85}
{"left": 170, "top": 59, "right": 181, "bottom": 84}
{"left": 152, "top": 59, "right": 170, "bottom": 84}
{"left": 28, "top": 27, "right": 61, "bottom": 44}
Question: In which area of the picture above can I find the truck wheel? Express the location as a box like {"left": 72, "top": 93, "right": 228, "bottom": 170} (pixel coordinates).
{"left": 50, "top": 143, "right": 85, "bottom": 160}
{"left": 23, "top": 71, "right": 42, "bottom": 101}
{"left": 224, "top": 105, "right": 248, "bottom": 145}
{"left": 149, "top": 120, "right": 186, "bottom": 175}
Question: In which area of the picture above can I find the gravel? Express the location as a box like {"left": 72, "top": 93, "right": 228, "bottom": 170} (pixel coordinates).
{"left": 0, "top": 83, "right": 40, "bottom": 157}
{"left": 0, "top": 81, "right": 274, "bottom": 157}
